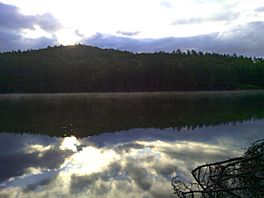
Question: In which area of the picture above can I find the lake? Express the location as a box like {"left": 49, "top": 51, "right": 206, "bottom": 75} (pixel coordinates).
{"left": 0, "top": 91, "right": 264, "bottom": 197}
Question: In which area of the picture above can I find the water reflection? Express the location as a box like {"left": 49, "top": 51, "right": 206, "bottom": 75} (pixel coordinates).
{"left": 1, "top": 91, "right": 264, "bottom": 137}
{"left": 1, "top": 120, "right": 264, "bottom": 197}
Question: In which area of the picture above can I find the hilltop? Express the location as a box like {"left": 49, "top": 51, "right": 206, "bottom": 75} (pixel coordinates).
{"left": 0, "top": 45, "right": 264, "bottom": 93}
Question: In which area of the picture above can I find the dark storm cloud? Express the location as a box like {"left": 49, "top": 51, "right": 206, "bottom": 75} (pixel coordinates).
{"left": 171, "top": 11, "right": 240, "bottom": 25}
{"left": 0, "top": 2, "right": 59, "bottom": 51}
{"left": 117, "top": 30, "right": 141, "bottom": 36}
{"left": 84, "top": 21, "right": 264, "bottom": 57}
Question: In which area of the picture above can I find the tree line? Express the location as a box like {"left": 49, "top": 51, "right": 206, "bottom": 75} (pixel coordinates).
{"left": 1, "top": 92, "right": 264, "bottom": 137}
{"left": 0, "top": 44, "right": 264, "bottom": 93}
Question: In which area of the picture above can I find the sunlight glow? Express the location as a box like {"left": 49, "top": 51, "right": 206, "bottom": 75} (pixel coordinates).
{"left": 25, "top": 167, "right": 42, "bottom": 175}
{"left": 22, "top": 25, "right": 53, "bottom": 39}
{"left": 2, "top": 0, "right": 263, "bottom": 43}
{"left": 56, "top": 28, "right": 82, "bottom": 46}
{"left": 1, "top": 135, "right": 248, "bottom": 197}
{"left": 60, "top": 136, "right": 80, "bottom": 152}
{"left": 68, "top": 146, "right": 119, "bottom": 175}
{"left": 25, "top": 144, "right": 51, "bottom": 154}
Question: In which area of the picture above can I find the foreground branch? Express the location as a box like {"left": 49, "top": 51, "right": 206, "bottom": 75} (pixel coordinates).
{"left": 172, "top": 139, "right": 264, "bottom": 197}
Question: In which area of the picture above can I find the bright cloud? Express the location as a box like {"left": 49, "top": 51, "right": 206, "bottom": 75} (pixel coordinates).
{"left": 0, "top": 0, "right": 264, "bottom": 55}
{"left": 0, "top": 136, "right": 242, "bottom": 197}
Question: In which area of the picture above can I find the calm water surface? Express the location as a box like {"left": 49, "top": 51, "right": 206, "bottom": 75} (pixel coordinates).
{"left": 0, "top": 91, "right": 264, "bottom": 198}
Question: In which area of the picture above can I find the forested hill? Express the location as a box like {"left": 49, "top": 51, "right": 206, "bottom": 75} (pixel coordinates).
{"left": 0, "top": 44, "right": 264, "bottom": 93}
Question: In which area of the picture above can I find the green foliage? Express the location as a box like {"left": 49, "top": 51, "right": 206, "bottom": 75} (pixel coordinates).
{"left": 0, "top": 45, "right": 264, "bottom": 93}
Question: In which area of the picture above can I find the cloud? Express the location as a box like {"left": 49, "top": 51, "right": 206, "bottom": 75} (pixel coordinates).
{"left": 152, "top": 163, "right": 179, "bottom": 178}
{"left": 171, "top": 11, "right": 240, "bottom": 25}
{"left": 69, "top": 159, "right": 153, "bottom": 195}
{"left": 0, "top": 2, "right": 262, "bottom": 57}
{"left": 161, "top": 141, "right": 239, "bottom": 163}
{"left": 0, "top": 126, "right": 256, "bottom": 197}
{"left": 214, "top": 21, "right": 264, "bottom": 56}
{"left": 255, "top": 6, "right": 264, "bottom": 12}
{"left": 69, "top": 162, "right": 122, "bottom": 195}
{"left": 0, "top": 133, "right": 57, "bottom": 156}
{"left": 0, "top": 30, "right": 57, "bottom": 51}
{"left": 116, "top": 30, "right": 141, "bottom": 37}
{"left": 0, "top": 147, "right": 72, "bottom": 184}
{"left": 0, "top": 29, "right": 22, "bottom": 51}
{"left": 24, "top": 178, "right": 54, "bottom": 192}
{"left": 160, "top": 1, "right": 173, "bottom": 9}
{"left": 114, "top": 142, "right": 146, "bottom": 153}
{"left": 70, "top": 173, "right": 100, "bottom": 194}
{"left": 0, "top": 2, "right": 59, "bottom": 51}
{"left": 0, "top": 134, "right": 73, "bottom": 185}
{"left": 0, "top": 2, "right": 34, "bottom": 30}
{"left": 126, "top": 163, "right": 152, "bottom": 191}
{"left": 0, "top": 2, "right": 60, "bottom": 32}
{"left": 83, "top": 21, "right": 264, "bottom": 57}
{"left": 75, "top": 30, "right": 85, "bottom": 38}
{"left": 36, "top": 13, "right": 62, "bottom": 32}
{"left": 171, "top": 17, "right": 204, "bottom": 25}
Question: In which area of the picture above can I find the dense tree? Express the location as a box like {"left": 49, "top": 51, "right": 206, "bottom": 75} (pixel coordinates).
{"left": 0, "top": 44, "right": 264, "bottom": 93}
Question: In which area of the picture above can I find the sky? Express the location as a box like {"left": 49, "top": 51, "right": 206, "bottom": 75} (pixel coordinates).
{"left": 0, "top": 0, "right": 264, "bottom": 56}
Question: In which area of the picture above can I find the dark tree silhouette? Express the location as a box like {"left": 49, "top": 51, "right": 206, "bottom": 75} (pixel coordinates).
{"left": 172, "top": 139, "right": 264, "bottom": 198}
{"left": 0, "top": 44, "right": 264, "bottom": 93}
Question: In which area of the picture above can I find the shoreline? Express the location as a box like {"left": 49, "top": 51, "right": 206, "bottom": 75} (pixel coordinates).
{"left": 1, "top": 90, "right": 264, "bottom": 99}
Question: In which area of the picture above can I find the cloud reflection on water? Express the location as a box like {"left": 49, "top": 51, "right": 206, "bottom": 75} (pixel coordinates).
{"left": 0, "top": 120, "right": 264, "bottom": 197}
